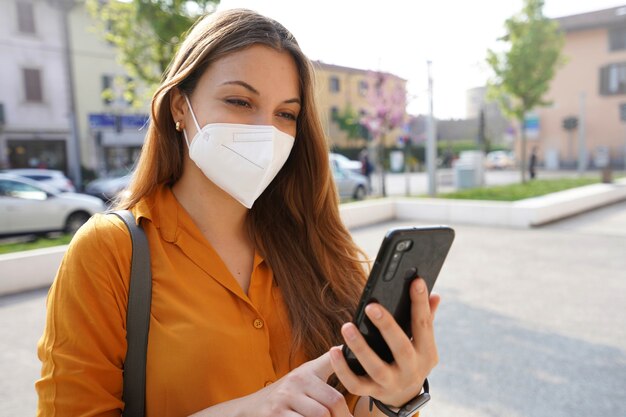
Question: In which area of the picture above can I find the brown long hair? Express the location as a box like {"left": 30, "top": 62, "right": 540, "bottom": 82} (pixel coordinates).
{"left": 117, "top": 9, "right": 367, "bottom": 363}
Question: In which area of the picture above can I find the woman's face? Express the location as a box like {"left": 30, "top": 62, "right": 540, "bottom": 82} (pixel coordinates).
{"left": 173, "top": 44, "right": 302, "bottom": 139}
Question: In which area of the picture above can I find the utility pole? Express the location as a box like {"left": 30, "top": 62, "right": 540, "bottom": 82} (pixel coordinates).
{"left": 577, "top": 92, "right": 587, "bottom": 176}
{"left": 621, "top": 104, "right": 626, "bottom": 174}
{"left": 54, "top": 0, "right": 82, "bottom": 189}
{"left": 426, "top": 61, "right": 437, "bottom": 197}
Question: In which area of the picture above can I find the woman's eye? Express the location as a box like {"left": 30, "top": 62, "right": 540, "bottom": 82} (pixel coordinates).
{"left": 277, "top": 112, "right": 297, "bottom": 121}
{"left": 225, "top": 98, "right": 251, "bottom": 108}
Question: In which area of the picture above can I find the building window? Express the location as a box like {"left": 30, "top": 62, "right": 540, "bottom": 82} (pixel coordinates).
{"left": 23, "top": 68, "right": 43, "bottom": 102}
{"left": 102, "top": 75, "right": 135, "bottom": 106}
{"left": 358, "top": 80, "right": 368, "bottom": 97}
{"left": 330, "top": 106, "right": 339, "bottom": 120}
{"left": 101, "top": 75, "right": 113, "bottom": 105}
{"left": 16, "top": 1, "right": 35, "bottom": 34}
{"left": 609, "top": 26, "right": 626, "bottom": 51}
{"left": 599, "top": 62, "right": 626, "bottom": 95}
{"left": 329, "top": 76, "right": 340, "bottom": 93}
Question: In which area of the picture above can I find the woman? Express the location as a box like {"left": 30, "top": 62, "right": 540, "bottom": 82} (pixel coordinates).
{"left": 36, "top": 9, "right": 440, "bottom": 417}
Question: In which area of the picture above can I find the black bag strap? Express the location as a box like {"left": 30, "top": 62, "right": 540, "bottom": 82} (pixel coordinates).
{"left": 110, "top": 210, "right": 152, "bottom": 417}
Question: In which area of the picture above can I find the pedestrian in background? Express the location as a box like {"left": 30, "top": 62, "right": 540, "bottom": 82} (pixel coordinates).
{"left": 529, "top": 146, "right": 538, "bottom": 179}
{"left": 36, "top": 9, "right": 440, "bottom": 417}
{"left": 359, "top": 147, "right": 373, "bottom": 192}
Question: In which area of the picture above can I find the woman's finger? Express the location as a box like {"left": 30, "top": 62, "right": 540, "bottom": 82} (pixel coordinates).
{"left": 302, "top": 377, "right": 353, "bottom": 417}
{"left": 429, "top": 292, "right": 441, "bottom": 317}
{"left": 290, "top": 393, "right": 339, "bottom": 417}
{"left": 329, "top": 346, "right": 377, "bottom": 398}
{"left": 339, "top": 322, "right": 393, "bottom": 387}
{"left": 362, "top": 303, "right": 416, "bottom": 369}
{"left": 409, "top": 278, "right": 436, "bottom": 354}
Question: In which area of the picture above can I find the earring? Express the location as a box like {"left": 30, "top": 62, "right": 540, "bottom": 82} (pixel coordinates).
{"left": 175, "top": 121, "right": 182, "bottom": 132}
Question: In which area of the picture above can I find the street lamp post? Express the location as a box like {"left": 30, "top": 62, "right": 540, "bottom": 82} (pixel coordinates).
{"left": 426, "top": 61, "right": 437, "bottom": 197}
{"left": 50, "top": 0, "right": 82, "bottom": 189}
{"left": 577, "top": 92, "right": 587, "bottom": 176}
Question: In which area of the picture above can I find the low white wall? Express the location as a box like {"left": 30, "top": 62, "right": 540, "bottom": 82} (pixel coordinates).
{"left": 339, "top": 199, "right": 395, "bottom": 229}
{"left": 394, "top": 198, "right": 518, "bottom": 227}
{"left": 396, "top": 179, "right": 626, "bottom": 228}
{"left": 514, "top": 179, "right": 626, "bottom": 226}
{"left": 0, "top": 246, "right": 66, "bottom": 296}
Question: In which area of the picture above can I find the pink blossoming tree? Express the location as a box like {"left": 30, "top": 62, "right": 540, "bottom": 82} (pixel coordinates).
{"left": 360, "top": 71, "right": 407, "bottom": 196}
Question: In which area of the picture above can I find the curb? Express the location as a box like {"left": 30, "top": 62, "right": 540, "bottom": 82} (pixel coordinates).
{"left": 2, "top": 179, "right": 625, "bottom": 297}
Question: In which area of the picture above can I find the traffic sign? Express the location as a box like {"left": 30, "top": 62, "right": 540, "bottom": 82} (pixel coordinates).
{"left": 562, "top": 116, "right": 578, "bottom": 130}
{"left": 620, "top": 103, "right": 626, "bottom": 122}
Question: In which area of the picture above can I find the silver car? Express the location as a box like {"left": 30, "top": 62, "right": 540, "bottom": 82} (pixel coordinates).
{"left": 0, "top": 173, "right": 106, "bottom": 237}
{"left": 329, "top": 154, "right": 369, "bottom": 200}
{"left": 85, "top": 174, "right": 132, "bottom": 203}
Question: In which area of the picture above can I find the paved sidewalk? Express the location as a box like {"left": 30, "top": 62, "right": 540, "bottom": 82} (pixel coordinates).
{"left": 1, "top": 201, "right": 625, "bottom": 416}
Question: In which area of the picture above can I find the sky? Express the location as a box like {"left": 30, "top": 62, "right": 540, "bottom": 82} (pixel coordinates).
{"left": 216, "top": 0, "right": 626, "bottom": 119}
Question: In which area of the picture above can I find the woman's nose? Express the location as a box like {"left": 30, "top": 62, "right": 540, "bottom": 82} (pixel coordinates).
{"left": 252, "top": 112, "right": 274, "bottom": 127}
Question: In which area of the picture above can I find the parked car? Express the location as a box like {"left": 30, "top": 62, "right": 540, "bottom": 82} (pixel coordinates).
{"left": 329, "top": 154, "right": 369, "bottom": 200}
{"left": 1, "top": 168, "right": 76, "bottom": 192}
{"left": 330, "top": 152, "right": 363, "bottom": 175}
{"left": 485, "top": 150, "right": 515, "bottom": 170}
{"left": 0, "top": 173, "right": 106, "bottom": 237}
{"left": 85, "top": 173, "right": 132, "bottom": 203}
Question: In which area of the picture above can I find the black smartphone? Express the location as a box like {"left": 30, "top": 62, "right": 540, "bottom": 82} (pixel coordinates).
{"left": 342, "top": 225, "right": 455, "bottom": 376}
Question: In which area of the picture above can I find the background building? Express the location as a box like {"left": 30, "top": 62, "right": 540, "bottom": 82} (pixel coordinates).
{"left": 313, "top": 61, "right": 407, "bottom": 151}
{"left": 0, "top": 0, "right": 72, "bottom": 173}
{"left": 68, "top": 2, "right": 150, "bottom": 179}
{"left": 466, "top": 86, "right": 511, "bottom": 148}
{"left": 536, "top": 5, "right": 626, "bottom": 170}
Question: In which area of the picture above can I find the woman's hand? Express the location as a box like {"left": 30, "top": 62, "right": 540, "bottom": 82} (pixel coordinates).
{"left": 329, "top": 278, "right": 441, "bottom": 408}
{"left": 242, "top": 352, "right": 353, "bottom": 417}
{"left": 191, "top": 352, "right": 353, "bottom": 417}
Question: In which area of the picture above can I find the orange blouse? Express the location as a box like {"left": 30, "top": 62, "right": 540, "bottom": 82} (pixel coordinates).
{"left": 36, "top": 185, "right": 357, "bottom": 416}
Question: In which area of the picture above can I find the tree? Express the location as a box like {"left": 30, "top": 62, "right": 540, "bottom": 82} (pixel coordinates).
{"left": 333, "top": 104, "right": 368, "bottom": 141}
{"left": 360, "top": 71, "right": 407, "bottom": 196}
{"left": 87, "top": 0, "right": 219, "bottom": 105}
{"left": 486, "top": 0, "right": 564, "bottom": 183}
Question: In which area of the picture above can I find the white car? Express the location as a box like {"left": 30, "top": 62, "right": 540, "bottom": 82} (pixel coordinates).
{"left": 0, "top": 173, "right": 106, "bottom": 237}
{"left": 485, "top": 151, "right": 515, "bottom": 170}
{"left": 329, "top": 154, "right": 369, "bottom": 200}
{"left": 1, "top": 168, "right": 76, "bottom": 192}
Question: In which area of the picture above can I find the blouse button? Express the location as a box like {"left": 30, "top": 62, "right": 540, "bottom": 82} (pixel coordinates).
{"left": 253, "top": 318, "right": 264, "bottom": 329}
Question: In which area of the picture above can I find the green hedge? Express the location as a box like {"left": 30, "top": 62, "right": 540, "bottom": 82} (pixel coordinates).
{"left": 438, "top": 177, "right": 600, "bottom": 201}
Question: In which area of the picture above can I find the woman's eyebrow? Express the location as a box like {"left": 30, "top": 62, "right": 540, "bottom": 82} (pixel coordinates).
{"left": 221, "top": 80, "right": 300, "bottom": 105}
{"left": 284, "top": 97, "right": 301, "bottom": 105}
{"left": 221, "top": 80, "right": 260, "bottom": 95}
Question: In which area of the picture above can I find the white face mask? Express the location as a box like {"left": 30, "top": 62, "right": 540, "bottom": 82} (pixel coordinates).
{"left": 182, "top": 95, "right": 295, "bottom": 208}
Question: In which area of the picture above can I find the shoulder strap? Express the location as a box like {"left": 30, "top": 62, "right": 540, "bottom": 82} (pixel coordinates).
{"left": 111, "top": 210, "right": 152, "bottom": 417}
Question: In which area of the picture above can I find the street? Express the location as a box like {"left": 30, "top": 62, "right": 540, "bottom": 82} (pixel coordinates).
{"left": 1, "top": 200, "right": 626, "bottom": 416}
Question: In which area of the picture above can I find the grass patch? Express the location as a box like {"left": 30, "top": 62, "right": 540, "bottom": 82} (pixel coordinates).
{"left": 437, "top": 177, "right": 600, "bottom": 201}
{"left": 0, "top": 234, "right": 72, "bottom": 255}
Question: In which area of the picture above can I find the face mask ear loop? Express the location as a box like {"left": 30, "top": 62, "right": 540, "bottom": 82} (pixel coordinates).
{"left": 183, "top": 94, "right": 202, "bottom": 148}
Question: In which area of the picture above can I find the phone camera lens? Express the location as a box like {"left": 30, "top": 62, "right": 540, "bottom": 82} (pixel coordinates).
{"left": 395, "top": 240, "right": 412, "bottom": 252}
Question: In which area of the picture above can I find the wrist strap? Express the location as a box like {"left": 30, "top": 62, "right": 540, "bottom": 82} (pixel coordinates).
{"left": 369, "top": 378, "right": 430, "bottom": 417}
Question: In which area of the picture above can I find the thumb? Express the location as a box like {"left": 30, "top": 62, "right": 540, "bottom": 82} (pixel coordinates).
{"left": 306, "top": 351, "right": 335, "bottom": 382}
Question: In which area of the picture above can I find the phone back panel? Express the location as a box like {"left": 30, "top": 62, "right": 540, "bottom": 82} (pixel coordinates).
{"left": 344, "top": 226, "right": 455, "bottom": 375}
